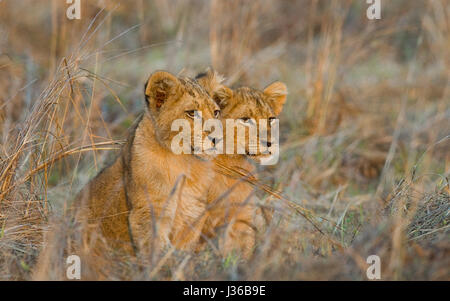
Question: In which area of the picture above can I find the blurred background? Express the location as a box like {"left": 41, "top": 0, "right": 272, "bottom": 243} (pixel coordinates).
{"left": 0, "top": 0, "right": 448, "bottom": 280}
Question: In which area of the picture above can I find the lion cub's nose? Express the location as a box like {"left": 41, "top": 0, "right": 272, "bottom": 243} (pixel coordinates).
{"left": 208, "top": 136, "right": 217, "bottom": 146}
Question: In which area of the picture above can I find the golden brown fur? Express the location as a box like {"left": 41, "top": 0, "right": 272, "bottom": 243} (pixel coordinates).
{"left": 77, "top": 71, "right": 221, "bottom": 264}
{"left": 196, "top": 70, "right": 287, "bottom": 258}
{"left": 42, "top": 68, "right": 286, "bottom": 278}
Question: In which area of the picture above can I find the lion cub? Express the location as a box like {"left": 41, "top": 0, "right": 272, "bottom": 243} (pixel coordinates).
{"left": 196, "top": 70, "right": 287, "bottom": 259}
{"left": 78, "top": 71, "right": 221, "bottom": 258}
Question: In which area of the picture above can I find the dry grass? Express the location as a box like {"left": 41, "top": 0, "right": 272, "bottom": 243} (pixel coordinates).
{"left": 0, "top": 0, "right": 448, "bottom": 280}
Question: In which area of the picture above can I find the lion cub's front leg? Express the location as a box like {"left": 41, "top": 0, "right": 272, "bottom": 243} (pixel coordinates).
{"left": 128, "top": 205, "right": 158, "bottom": 257}
{"left": 220, "top": 201, "right": 256, "bottom": 260}
{"left": 128, "top": 192, "right": 178, "bottom": 258}
{"left": 128, "top": 185, "right": 208, "bottom": 257}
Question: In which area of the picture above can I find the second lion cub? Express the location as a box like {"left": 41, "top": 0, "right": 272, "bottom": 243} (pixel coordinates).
{"left": 197, "top": 70, "right": 287, "bottom": 258}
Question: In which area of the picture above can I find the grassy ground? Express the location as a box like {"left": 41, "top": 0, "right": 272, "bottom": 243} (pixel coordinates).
{"left": 0, "top": 0, "right": 448, "bottom": 280}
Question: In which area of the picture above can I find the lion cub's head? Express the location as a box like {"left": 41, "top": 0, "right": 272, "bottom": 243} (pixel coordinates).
{"left": 144, "top": 71, "right": 221, "bottom": 158}
{"left": 197, "top": 70, "right": 287, "bottom": 164}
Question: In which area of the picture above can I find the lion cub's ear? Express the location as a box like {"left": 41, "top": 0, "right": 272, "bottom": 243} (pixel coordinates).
{"left": 196, "top": 68, "right": 231, "bottom": 109}
{"left": 195, "top": 68, "right": 224, "bottom": 96}
{"left": 263, "top": 81, "right": 288, "bottom": 116}
{"left": 212, "top": 85, "right": 233, "bottom": 110}
{"left": 145, "top": 71, "right": 180, "bottom": 110}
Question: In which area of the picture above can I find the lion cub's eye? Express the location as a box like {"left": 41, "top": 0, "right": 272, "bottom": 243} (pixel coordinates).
{"left": 185, "top": 110, "right": 196, "bottom": 118}
{"left": 239, "top": 117, "right": 255, "bottom": 126}
{"left": 214, "top": 110, "right": 220, "bottom": 118}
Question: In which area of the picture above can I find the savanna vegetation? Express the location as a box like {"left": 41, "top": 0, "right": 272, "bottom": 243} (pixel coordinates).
{"left": 0, "top": 0, "right": 448, "bottom": 280}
